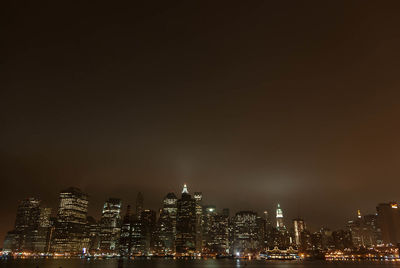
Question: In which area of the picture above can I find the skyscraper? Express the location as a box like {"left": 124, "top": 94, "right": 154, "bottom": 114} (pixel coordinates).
{"left": 119, "top": 205, "right": 133, "bottom": 256}
{"left": 154, "top": 193, "right": 177, "bottom": 254}
{"left": 232, "top": 211, "right": 261, "bottom": 255}
{"left": 141, "top": 209, "right": 156, "bottom": 254}
{"left": 35, "top": 207, "right": 52, "bottom": 252}
{"left": 376, "top": 202, "right": 400, "bottom": 245}
{"left": 293, "top": 218, "right": 306, "bottom": 246}
{"left": 175, "top": 184, "right": 197, "bottom": 254}
{"left": 100, "top": 198, "right": 122, "bottom": 253}
{"left": 276, "top": 204, "right": 285, "bottom": 230}
{"left": 52, "top": 187, "right": 89, "bottom": 254}
{"left": 14, "top": 197, "right": 41, "bottom": 251}
{"left": 194, "top": 192, "right": 203, "bottom": 253}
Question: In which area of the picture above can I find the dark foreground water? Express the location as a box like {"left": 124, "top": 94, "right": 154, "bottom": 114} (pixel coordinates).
{"left": 1, "top": 259, "right": 400, "bottom": 268}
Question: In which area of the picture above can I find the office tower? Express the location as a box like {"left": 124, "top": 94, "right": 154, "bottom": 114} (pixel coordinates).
{"left": 34, "top": 207, "right": 52, "bottom": 252}
{"left": 154, "top": 193, "right": 178, "bottom": 254}
{"left": 293, "top": 218, "right": 306, "bottom": 246}
{"left": 162, "top": 192, "right": 178, "bottom": 234}
{"left": 194, "top": 192, "right": 203, "bottom": 252}
{"left": 130, "top": 218, "right": 145, "bottom": 255}
{"left": 14, "top": 197, "right": 41, "bottom": 251}
{"left": 276, "top": 204, "right": 285, "bottom": 230}
{"left": 347, "top": 210, "right": 364, "bottom": 247}
{"left": 52, "top": 187, "right": 89, "bottom": 254}
{"left": 299, "top": 230, "right": 312, "bottom": 251}
{"left": 202, "top": 205, "right": 217, "bottom": 253}
{"left": 87, "top": 216, "right": 100, "bottom": 253}
{"left": 136, "top": 192, "right": 144, "bottom": 220}
{"left": 141, "top": 209, "right": 156, "bottom": 254}
{"left": 210, "top": 213, "right": 230, "bottom": 254}
{"left": 232, "top": 211, "right": 261, "bottom": 255}
{"left": 100, "top": 198, "right": 122, "bottom": 252}
{"left": 376, "top": 202, "right": 400, "bottom": 245}
{"left": 364, "top": 214, "right": 382, "bottom": 246}
{"left": 175, "top": 184, "right": 197, "bottom": 254}
{"left": 119, "top": 205, "right": 133, "bottom": 256}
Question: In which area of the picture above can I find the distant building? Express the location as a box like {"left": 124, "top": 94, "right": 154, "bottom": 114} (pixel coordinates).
{"left": 119, "top": 205, "right": 133, "bottom": 256}
{"left": 87, "top": 216, "right": 100, "bottom": 253}
{"left": 14, "top": 197, "right": 41, "bottom": 252}
{"left": 175, "top": 184, "right": 197, "bottom": 254}
{"left": 194, "top": 192, "right": 203, "bottom": 253}
{"left": 377, "top": 202, "right": 400, "bottom": 245}
{"left": 332, "top": 229, "right": 353, "bottom": 249}
{"left": 141, "top": 209, "right": 156, "bottom": 254}
{"left": 100, "top": 198, "right": 122, "bottom": 253}
{"left": 276, "top": 204, "right": 285, "bottom": 231}
{"left": 51, "top": 187, "right": 89, "bottom": 254}
{"left": 202, "top": 205, "right": 217, "bottom": 253}
{"left": 293, "top": 218, "right": 306, "bottom": 246}
{"left": 232, "top": 211, "right": 261, "bottom": 254}
{"left": 154, "top": 193, "right": 177, "bottom": 254}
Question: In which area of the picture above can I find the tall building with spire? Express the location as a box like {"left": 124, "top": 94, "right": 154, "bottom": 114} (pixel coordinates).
{"left": 276, "top": 204, "right": 285, "bottom": 230}
{"left": 175, "top": 184, "right": 196, "bottom": 254}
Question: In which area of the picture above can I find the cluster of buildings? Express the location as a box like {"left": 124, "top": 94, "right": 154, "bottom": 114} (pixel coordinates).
{"left": 2, "top": 185, "right": 400, "bottom": 259}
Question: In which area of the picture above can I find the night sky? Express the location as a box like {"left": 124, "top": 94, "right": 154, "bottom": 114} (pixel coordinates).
{"left": 2, "top": 1, "right": 400, "bottom": 244}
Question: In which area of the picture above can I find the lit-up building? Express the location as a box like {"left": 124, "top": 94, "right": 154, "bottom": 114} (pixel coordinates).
{"left": 100, "top": 198, "right": 122, "bottom": 253}
{"left": 276, "top": 204, "right": 285, "bottom": 230}
{"left": 119, "top": 205, "right": 133, "bottom": 256}
{"left": 376, "top": 202, "right": 400, "bottom": 245}
{"left": 293, "top": 218, "right": 306, "bottom": 246}
{"left": 202, "top": 205, "right": 216, "bottom": 252}
{"left": 154, "top": 193, "right": 177, "bottom": 254}
{"left": 13, "top": 197, "right": 41, "bottom": 252}
{"left": 141, "top": 209, "right": 156, "bottom": 254}
{"left": 51, "top": 187, "right": 89, "bottom": 254}
{"left": 175, "top": 184, "right": 197, "bottom": 254}
{"left": 194, "top": 192, "right": 203, "bottom": 252}
{"left": 232, "top": 211, "right": 261, "bottom": 255}
{"left": 87, "top": 216, "right": 100, "bottom": 253}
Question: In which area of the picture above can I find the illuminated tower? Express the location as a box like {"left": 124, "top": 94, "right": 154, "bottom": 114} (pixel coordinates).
{"left": 293, "top": 218, "right": 306, "bottom": 246}
{"left": 52, "top": 187, "right": 89, "bottom": 253}
{"left": 100, "top": 198, "right": 122, "bottom": 252}
{"left": 175, "top": 184, "right": 196, "bottom": 254}
{"left": 182, "top": 184, "right": 189, "bottom": 194}
{"left": 276, "top": 204, "right": 285, "bottom": 230}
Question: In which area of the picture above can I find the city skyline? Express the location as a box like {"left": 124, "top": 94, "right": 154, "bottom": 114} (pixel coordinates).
{"left": 2, "top": 0, "right": 400, "bottom": 256}
{"left": 3, "top": 184, "right": 399, "bottom": 259}
{"left": 2, "top": 183, "right": 396, "bottom": 249}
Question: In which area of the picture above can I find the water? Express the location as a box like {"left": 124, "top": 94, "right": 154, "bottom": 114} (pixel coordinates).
{"left": 1, "top": 259, "right": 400, "bottom": 268}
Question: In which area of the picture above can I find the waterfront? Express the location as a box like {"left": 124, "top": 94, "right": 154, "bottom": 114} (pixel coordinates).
{"left": 1, "top": 259, "right": 400, "bottom": 268}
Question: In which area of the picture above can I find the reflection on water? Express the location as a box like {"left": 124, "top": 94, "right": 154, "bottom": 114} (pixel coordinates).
{"left": 1, "top": 259, "right": 400, "bottom": 268}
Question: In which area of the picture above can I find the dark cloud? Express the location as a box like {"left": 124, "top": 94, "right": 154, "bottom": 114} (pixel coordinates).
{"left": 1, "top": 1, "right": 400, "bottom": 243}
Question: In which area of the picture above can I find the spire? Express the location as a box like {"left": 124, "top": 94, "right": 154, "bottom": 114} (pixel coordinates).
{"left": 276, "top": 203, "right": 283, "bottom": 218}
{"left": 182, "top": 184, "right": 189, "bottom": 194}
{"left": 357, "top": 209, "right": 362, "bottom": 219}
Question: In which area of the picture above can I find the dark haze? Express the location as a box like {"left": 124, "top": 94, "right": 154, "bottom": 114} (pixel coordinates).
{"left": 2, "top": 1, "right": 400, "bottom": 244}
